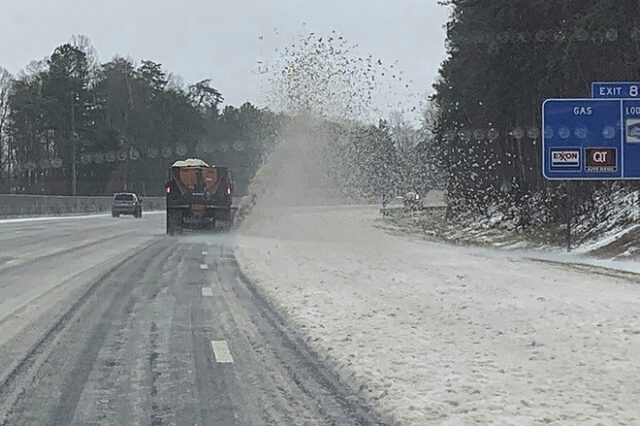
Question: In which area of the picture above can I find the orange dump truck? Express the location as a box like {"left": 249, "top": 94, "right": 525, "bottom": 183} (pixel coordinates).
{"left": 164, "top": 159, "right": 235, "bottom": 234}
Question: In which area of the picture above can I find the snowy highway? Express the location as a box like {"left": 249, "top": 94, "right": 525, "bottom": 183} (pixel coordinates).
{"left": 0, "top": 213, "right": 382, "bottom": 425}
{"left": 2, "top": 207, "right": 640, "bottom": 425}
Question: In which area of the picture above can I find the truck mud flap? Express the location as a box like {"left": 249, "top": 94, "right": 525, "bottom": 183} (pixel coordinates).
{"left": 166, "top": 208, "right": 184, "bottom": 235}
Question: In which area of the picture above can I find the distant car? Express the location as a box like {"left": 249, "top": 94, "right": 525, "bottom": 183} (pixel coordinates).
{"left": 403, "top": 191, "right": 424, "bottom": 211}
{"left": 112, "top": 193, "right": 142, "bottom": 218}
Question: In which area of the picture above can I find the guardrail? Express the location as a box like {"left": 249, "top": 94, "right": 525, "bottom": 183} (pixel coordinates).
{"left": 0, "top": 194, "right": 165, "bottom": 218}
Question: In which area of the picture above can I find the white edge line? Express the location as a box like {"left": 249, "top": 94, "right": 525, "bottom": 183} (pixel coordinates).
{"left": 211, "top": 340, "right": 234, "bottom": 363}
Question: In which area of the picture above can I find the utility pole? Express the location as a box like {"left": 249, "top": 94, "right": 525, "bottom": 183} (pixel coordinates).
{"left": 70, "top": 91, "right": 77, "bottom": 196}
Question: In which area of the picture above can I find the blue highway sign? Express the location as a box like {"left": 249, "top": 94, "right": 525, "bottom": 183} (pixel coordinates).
{"left": 542, "top": 98, "right": 640, "bottom": 180}
{"left": 592, "top": 82, "right": 640, "bottom": 98}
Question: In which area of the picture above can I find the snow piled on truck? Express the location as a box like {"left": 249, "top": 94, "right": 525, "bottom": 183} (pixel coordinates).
{"left": 236, "top": 205, "right": 640, "bottom": 425}
{"left": 171, "top": 158, "right": 210, "bottom": 167}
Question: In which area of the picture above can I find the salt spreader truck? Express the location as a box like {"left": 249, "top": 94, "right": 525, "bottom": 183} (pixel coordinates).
{"left": 164, "top": 159, "right": 235, "bottom": 234}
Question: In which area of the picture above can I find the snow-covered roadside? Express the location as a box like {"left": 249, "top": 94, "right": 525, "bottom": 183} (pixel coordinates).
{"left": 0, "top": 210, "right": 164, "bottom": 225}
{"left": 235, "top": 205, "right": 640, "bottom": 425}
{"left": 390, "top": 188, "right": 640, "bottom": 260}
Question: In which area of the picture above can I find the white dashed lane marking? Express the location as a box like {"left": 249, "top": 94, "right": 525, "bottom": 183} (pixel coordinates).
{"left": 202, "top": 251, "right": 208, "bottom": 256}
{"left": 211, "top": 340, "right": 234, "bottom": 363}
{"left": 200, "top": 264, "right": 208, "bottom": 270}
{"left": 201, "top": 287, "right": 214, "bottom": 297}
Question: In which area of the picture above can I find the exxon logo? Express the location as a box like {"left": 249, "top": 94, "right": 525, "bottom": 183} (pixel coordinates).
{"left": 551, "top": 150, "right": 580, "bottom": 168}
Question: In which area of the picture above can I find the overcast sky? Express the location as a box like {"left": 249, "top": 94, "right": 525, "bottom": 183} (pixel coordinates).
{"left": 0, "top": 0, "right": 449, "bottom": 117}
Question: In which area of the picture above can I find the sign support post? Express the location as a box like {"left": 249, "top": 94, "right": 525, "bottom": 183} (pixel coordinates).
{"left": 565, "top": 182, "right": 572, "bottom": 252}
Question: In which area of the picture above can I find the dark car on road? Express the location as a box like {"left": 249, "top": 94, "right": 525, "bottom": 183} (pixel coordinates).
{"left": 111, "top": 193, "right": 142, "bottom": 218}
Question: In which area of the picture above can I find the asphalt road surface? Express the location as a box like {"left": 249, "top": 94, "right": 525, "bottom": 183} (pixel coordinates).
{"left": 0, "top": 213, "right": 384, "bottom": 426}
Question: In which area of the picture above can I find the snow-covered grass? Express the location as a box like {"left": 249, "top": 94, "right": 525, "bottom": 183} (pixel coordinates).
{"left": 388, "top": 188, "right": 640, "bottom": 260}
{"left": 236, "top": 205, "right": 640, "bottom": 425}
{"left": 571, "top": 188, "right": 640, "bottom": 258}
{"left": 385, "top": 207, "right": 542, "bottom": 251}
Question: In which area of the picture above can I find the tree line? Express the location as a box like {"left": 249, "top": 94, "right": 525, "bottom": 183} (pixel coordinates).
{"left": 0, "top": 35, "right": 445, "bottom": 201}
{"left": 0, "top": 37, "right": 284, "bottom": 196}
{"left": 432, "top": 0, "right": 640, "bottom": 222}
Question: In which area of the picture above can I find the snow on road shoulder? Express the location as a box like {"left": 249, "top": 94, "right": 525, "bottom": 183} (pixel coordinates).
{"left": 235, "top": 206, "right": 640, "bottom": 425}
{"left": 0, "top": 210, "right": 165, "bottom": 225}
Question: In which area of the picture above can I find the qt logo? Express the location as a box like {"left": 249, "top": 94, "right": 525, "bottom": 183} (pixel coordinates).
{"left": 585, "top": 148, "right": 617, "bottom": 172}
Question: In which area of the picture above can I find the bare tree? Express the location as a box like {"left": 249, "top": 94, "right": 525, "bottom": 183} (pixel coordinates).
{"left": 0, "top": 66, "right": 13, "bottom": 184}
{"left": 389, "top": 110, "right": 419, "bottom": 153}
{"left": 70, "top": 34, "right": 100, "bottom": 86}
{"left": 166, "top": 73, "right": 185, "bottom": 91}
{"left": 421, "top": 100, "right": 437, "bottom": 140}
